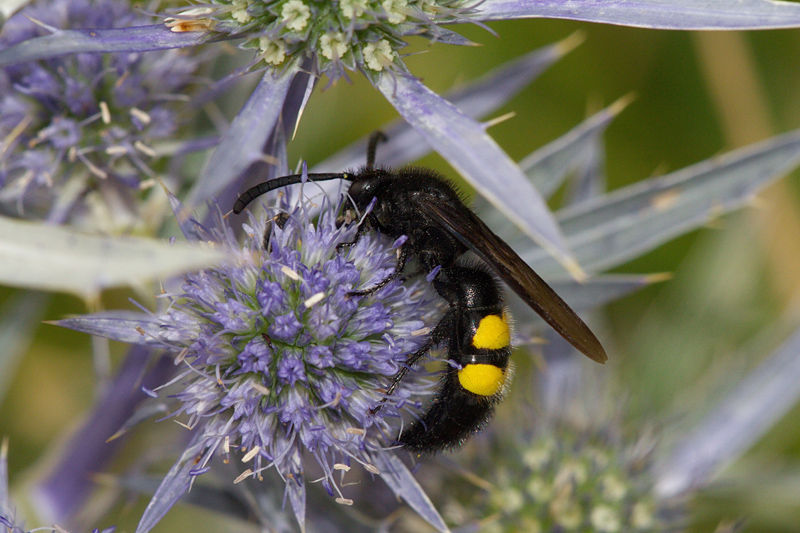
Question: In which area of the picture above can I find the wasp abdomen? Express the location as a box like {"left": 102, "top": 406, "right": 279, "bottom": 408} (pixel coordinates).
{"left": 470, "top": 313, "right": 511, "bottom": 350}
{"left": 457, "top": 363, "right": 507, "bottom": 397}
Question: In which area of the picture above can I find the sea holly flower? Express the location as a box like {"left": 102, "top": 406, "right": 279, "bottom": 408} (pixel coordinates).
{"left": 163, "top": 0, "right": 470, "bottom": 80}
{"left": 57, "top": 190, "right": 449, "bottom": 531}
{"left": 434, "top": 381, "right": 671, "bottom": 531}
{"left": 418, "top": 296, "right": 800, "bottom": 531}
{"left": 0, "top": 40, "right": 570, "bottom": 530}
{"left": 0, "top": 0, "right": 205, "bottom": 231}
{"left": 413, "top": 333, "right": 669, "bottom": 532}
{"left": 8, "top": 0, "right": 800, "bottom": 270}
{"left": 51, "top": 101, "right": 800, "bottom": 531}
{"left": 2, "top": 2, "right": 800, "bottom": 527}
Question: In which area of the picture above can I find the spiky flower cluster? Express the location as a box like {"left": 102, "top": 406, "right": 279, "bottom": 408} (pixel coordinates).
{"left": 440, "top": 424, "right": 671, "bottom": 532}
{"left": 0, "top": 0, "right": 202, "bottom": 228}
{"left": 155, "top": 199, "right": 442, "bottom": 500}
{"left": 167, "top": 0, "right": 467, "bottom": 80}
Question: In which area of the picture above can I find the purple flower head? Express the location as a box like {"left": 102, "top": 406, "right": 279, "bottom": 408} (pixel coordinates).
{"left": 142, "top": 196, "right": 442, "bottom": 528}
{"left": 0, "top": 0, "right": 202, "bottom": 227}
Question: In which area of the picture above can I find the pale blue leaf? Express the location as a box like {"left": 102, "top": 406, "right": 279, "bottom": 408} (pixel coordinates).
{"left": 0, "top": 25, "right": 208, "bottom": 66}
{"left": 376, "top": 72, "right": 579, "bottom": 276}
{"left": 538, "top": 332, "right": 586, "bottom": 414}
{"left": 187, "top": 64, "right": 301, "bottom": 207}
{"left": 516, "top": 128, "right": 800, "bottom": 275}
{"left": 162, "top": 185, "right": 206, "bottom": 243}
{"left": 239, "top": 474, "right": 299, "bottom": 532}
{"left": 418, "top": 26, "right": 478, "bottom": 46}
{"left": 136, "top": 438, "right": 207, "bottom": 533}
{"left": 0, "top": 216, "right": 225, "bottom": 300}
{"left": 316, "top": 36, "right": 577, "bottom": 172}
{"left": 508, "top": 274, "right": 664, "bottom": 337}
{"left": 227, "top": 59, "right": 314, "bottom": 214}
{"left": 286, "top": 473, "right": 306, "bottom": 533}
{"left": 520, "top": 96, "right": 628, "bottom": 199}
{"left": 119, "top": 474, "right": 251, "bottom": 521}
{"left": 54, "top": 312, "right": 165, "bottom": 346}
{"left": 475, "top": 96, "right": 625, "bottom": 234}
{"left": 565, "top": 135, "right": 607, "bottom": 205}
{"left": 473, "top": 0, "right": 800, "bottom": 30}
{"left": 109, "top": 400, "right": 171, "bottom": 441}
{"left": 656, "top": 322, "right": 800, "bottom": 498}
{"left": 371, "top": 451, "right": 449, "bottom": 532}
{"left": 546, "top": 273, "right": 667, "bottom": 312}
{"left": 285, "top": 62, "right": 317, "bottom": 141}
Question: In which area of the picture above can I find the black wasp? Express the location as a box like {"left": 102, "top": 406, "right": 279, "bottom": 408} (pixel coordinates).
{"left": 389, "top": 264, "right": 513, "bottom": 452}
{"left": 233, "top": 132, "right": 607, "bottom": 453}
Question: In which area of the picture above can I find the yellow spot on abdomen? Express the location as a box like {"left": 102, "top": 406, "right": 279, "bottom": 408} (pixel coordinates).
{"left": 458, "top": 364, "right": 505, "bottom": 397}
{"left": 472, "top": 314, "right": 510, "bottom": 350}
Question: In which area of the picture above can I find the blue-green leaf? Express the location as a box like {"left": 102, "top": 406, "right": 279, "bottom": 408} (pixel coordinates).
{"left": 474, "top": 0, "right": 800, "bottom": 30}
{"left": 0, "top": 216, "right": 225, "bottom": 301}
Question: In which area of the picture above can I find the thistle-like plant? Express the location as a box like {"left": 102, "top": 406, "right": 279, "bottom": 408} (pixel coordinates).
{"left": 0, "top": 0, "right": 207, "bottom": 232}
{"left": 3, "top": 0, "right": 800, "bottom": 531}
{"left": 5, "top": 0, "right": 800, "bottom": 264}
{"left": 58, "top": 192, "right": 449, "bottom": 531}
{"left": 54, "top": 99, "right": 800, "bottom": 531}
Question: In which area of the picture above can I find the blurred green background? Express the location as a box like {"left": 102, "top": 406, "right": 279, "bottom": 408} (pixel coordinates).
{"left": 4, "top": 15, "right": 800, "bottom": 532}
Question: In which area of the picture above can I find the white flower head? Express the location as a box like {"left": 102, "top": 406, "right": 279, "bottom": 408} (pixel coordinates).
{"left": 340, "top": 0, "right": 369, "bottom": 19}
{"left": 382, "top": 0, "right": 408, "bottom": 24}
{"left": 363, "top": 39, "right": 395, "bottom": 71}
{"left": 590, "top": 505, "right": 622, "bottom": 532}
{"left": 281, "top": 0, "right": 311, "bottom": 31}
{"left": 320, "top": 32, "right": 348, "bottom": 61}
{"left": 231, "top": 0, "right": 253, "bottom": 23}
{"left": 259, "top": 37, "right": 287, "bottom": 65}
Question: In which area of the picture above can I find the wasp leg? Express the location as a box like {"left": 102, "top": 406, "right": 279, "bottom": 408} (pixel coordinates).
{"left": 366, "top": 131, "right": 388, "bottom": 170}
{"left": 348, "top": 246, "right": 409, "bottom": 298}
{"left": 370, "top": 312, "right": 453, "bottom": 415}
{"left": 336, "top": 220, "right": 369, "bottom": 253}
{"left": 262, "top": 213, "right": 289, "bottom": 252}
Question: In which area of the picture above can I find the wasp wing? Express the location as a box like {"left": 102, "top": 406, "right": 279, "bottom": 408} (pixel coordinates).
{"left": 423, "top": 199, "right": 607, "bottom": 363}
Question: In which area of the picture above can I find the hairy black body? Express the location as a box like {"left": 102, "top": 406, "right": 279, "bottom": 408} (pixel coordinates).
{"left": 397, "top": 265, "right": 512, "bottom": 453}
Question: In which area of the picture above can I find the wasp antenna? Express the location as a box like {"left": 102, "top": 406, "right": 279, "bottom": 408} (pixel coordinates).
{"left": 232, "top": 173, "right": 345, "bottom": 214}
{"left": 366, "top": 131, "right": 388, "bottom": 170}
